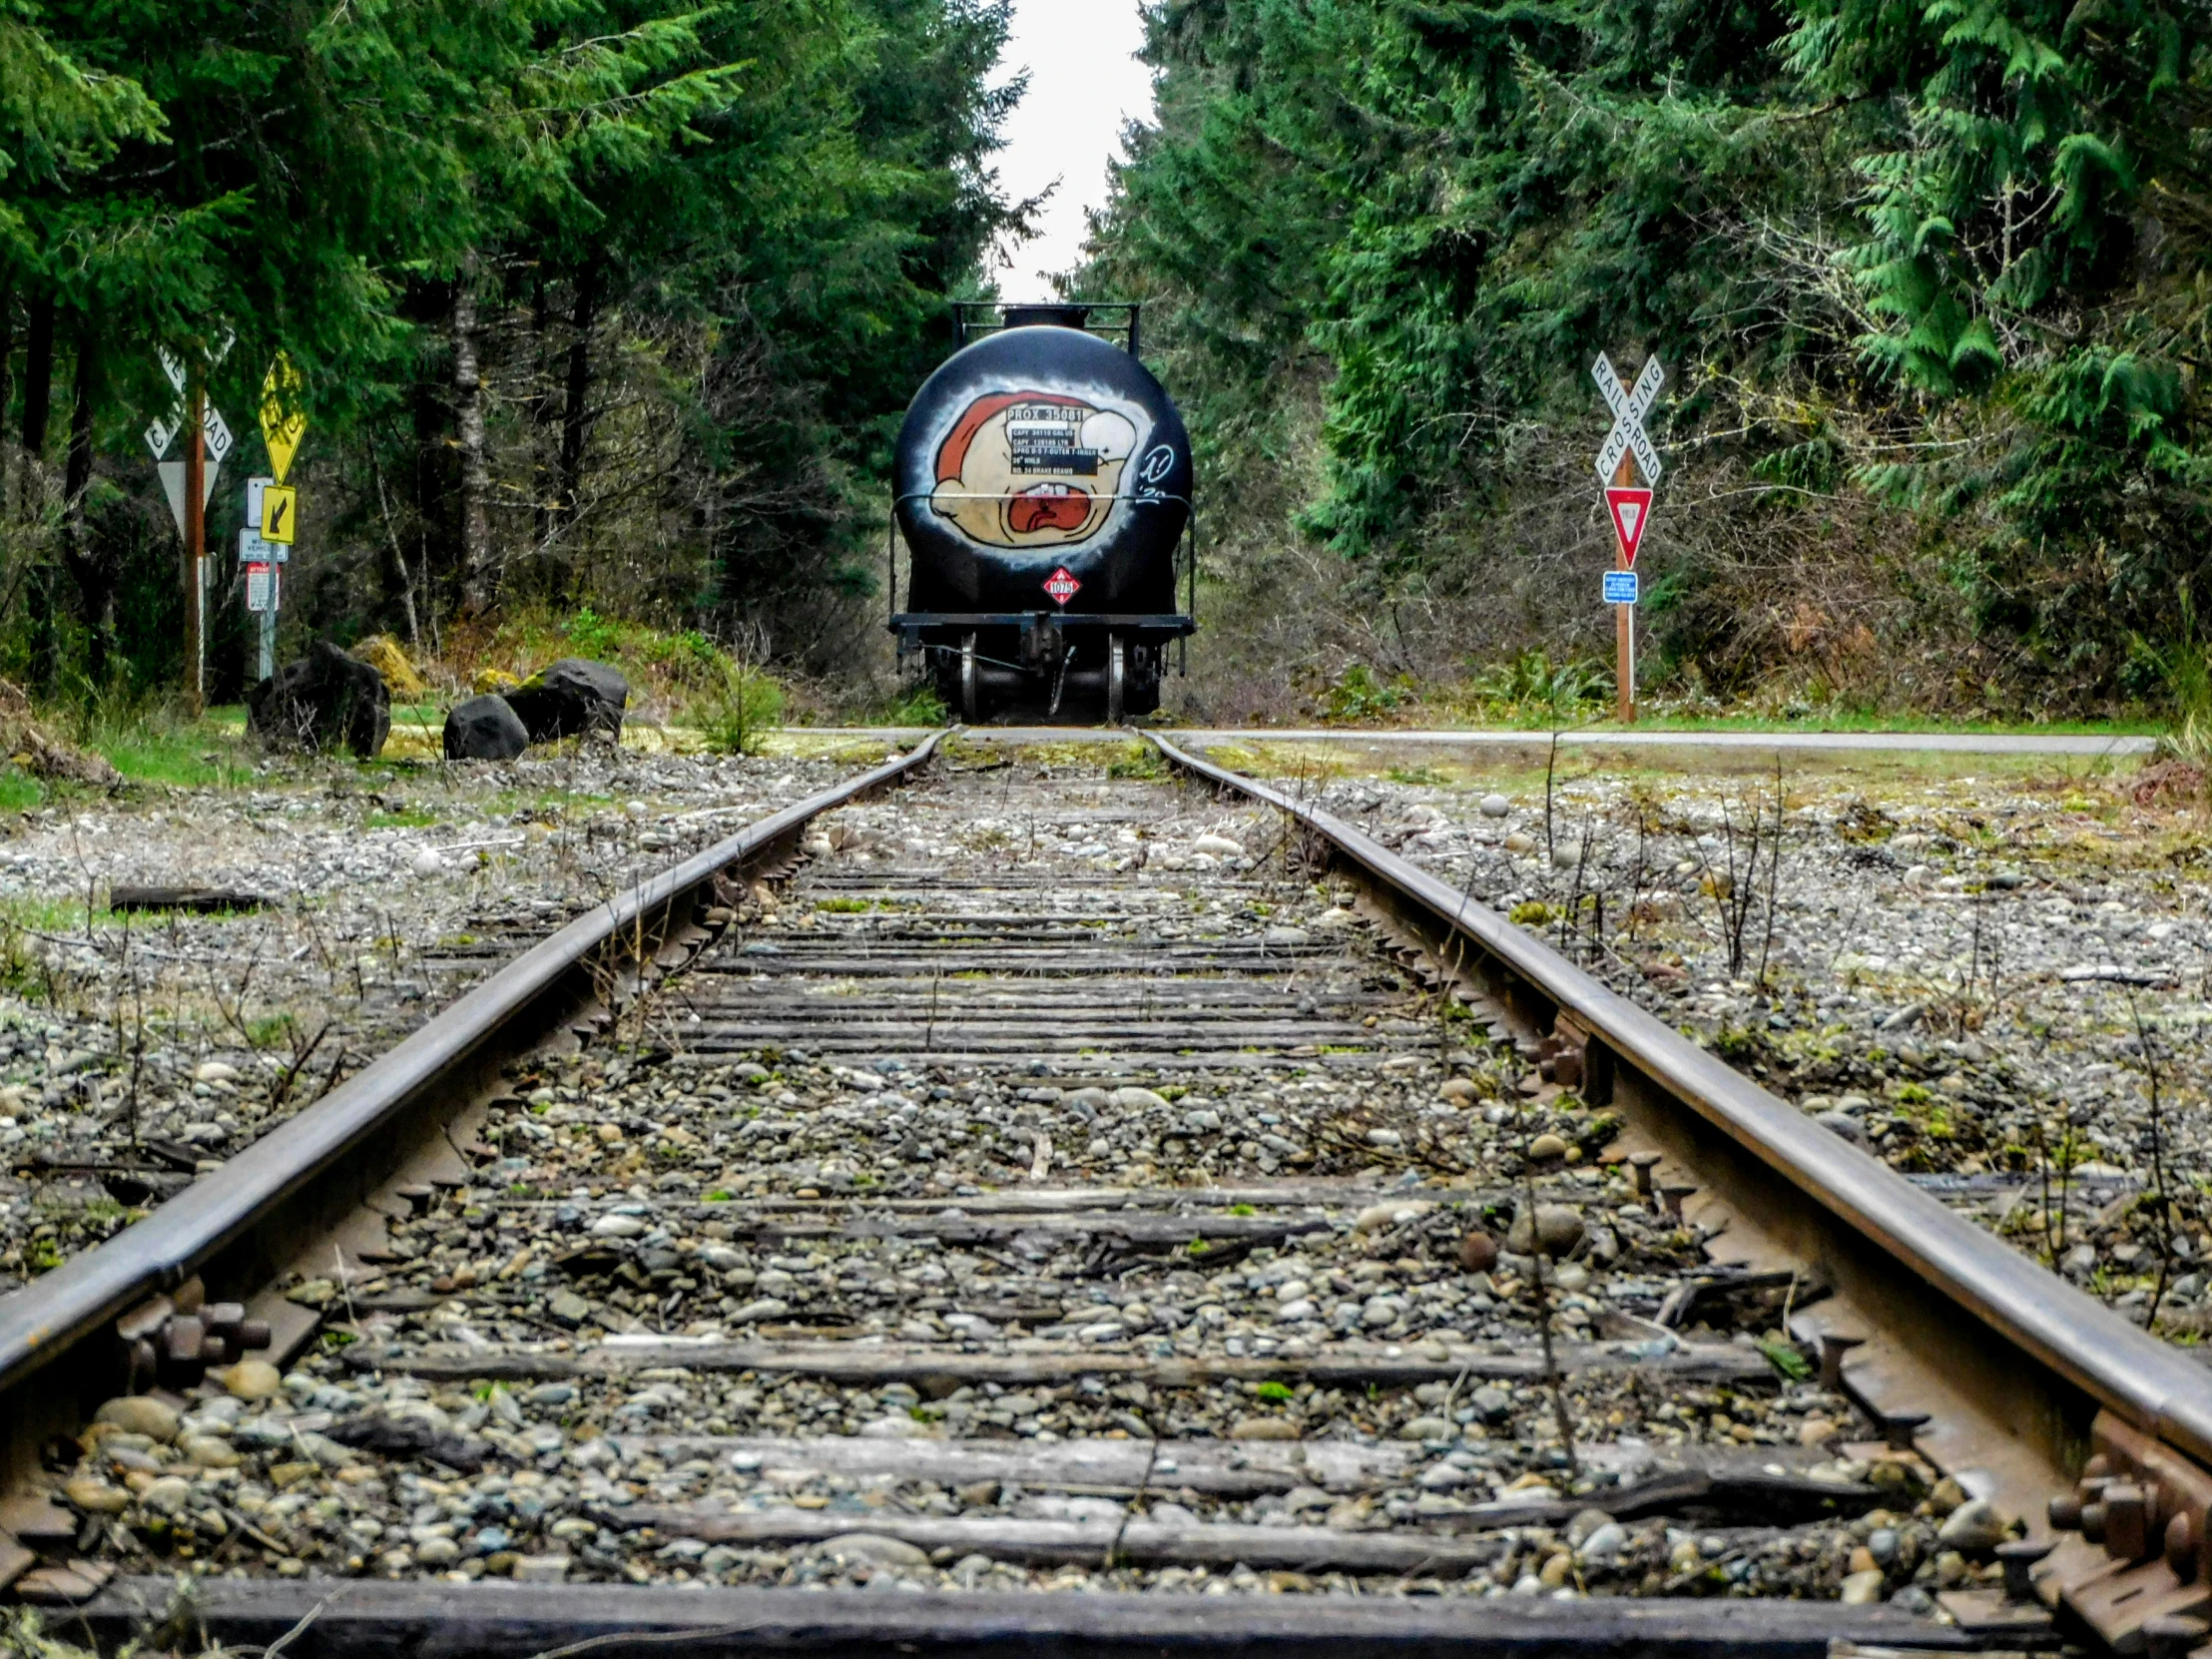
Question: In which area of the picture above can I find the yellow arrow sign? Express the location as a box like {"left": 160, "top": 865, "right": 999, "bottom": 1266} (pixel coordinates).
{"left": 260, "top": 352, "right": 306, "bottom": 484}
{"left": 261, "top": 484, "right": 297, "bottom": 545}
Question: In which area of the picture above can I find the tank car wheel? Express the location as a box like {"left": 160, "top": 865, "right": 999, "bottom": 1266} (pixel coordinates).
{"left": 959, "top": 633, "right": 980, "bottom": 723}
{"left": 1106, "top": 634, "right": 1126, "bottom": 726}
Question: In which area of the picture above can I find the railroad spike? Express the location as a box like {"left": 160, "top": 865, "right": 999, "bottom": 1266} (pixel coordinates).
{"left": 1876, "top": 1409, "right": 1930, "bottom": 1452}
{"left": 1627, "top": 1150, "right": 1663, "bottom": 1198}
{"left": 1817, "top": 1332, "right": 1865, "bottom": 1388}
{"left": 1996, "top": 1538, "right": 2054, "bottom": 1603}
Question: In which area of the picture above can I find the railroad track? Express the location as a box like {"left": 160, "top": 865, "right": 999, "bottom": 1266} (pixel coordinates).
{"left": 0, "top": 731, "right": 2204, "bottom": 1657}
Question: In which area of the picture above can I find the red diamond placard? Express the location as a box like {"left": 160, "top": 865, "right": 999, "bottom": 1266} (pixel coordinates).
{"left": 1043, "top": 566, "right": 1081, "bottom": 606}
{"left": 1605, "top": 486, "right": 1653, "bottom": 567}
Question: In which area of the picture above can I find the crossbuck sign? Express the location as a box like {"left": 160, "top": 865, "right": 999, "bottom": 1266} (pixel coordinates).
{"left": 1591, "top": 352, "right": 1663, "bottom": 488}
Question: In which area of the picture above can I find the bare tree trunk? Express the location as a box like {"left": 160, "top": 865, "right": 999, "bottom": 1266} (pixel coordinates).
{"left": 27, "top": 563, "right": 53, "bottom": 696}
{"left": 372, "top": 456, "right": 423, "bottom": 652}
{"left": 409, "top": 283, "right": 449, "bottom": 606}
{"left": 0, "top": 279, "right": 15, "bottom": 454}
{"left": 453, "top": 261, "right": 494, "bottom": 615}
{"left": 61, "top": 330, "right": 115, "bottom": 685}
{"left": 19, "top": 292, "right": 53, "bottom": 515}
{"left": 555, "top": 260, "right": 601, "bottom": 536}
{"left": 531, "top": 267, "right": 555, "bottom": 549}
{"left": 0, "top": 280, "right": 14, "bottom": 517}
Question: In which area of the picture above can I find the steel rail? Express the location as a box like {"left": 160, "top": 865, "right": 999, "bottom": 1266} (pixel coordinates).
{"left": 0, "top": 733, "right": 945, "bottom": 1402}
{"left": 1146, "top": 731, "right": 2212, "bottom": 1469}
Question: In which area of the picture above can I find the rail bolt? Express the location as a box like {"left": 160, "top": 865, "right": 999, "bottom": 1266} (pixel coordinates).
{"left": 1996, "top": 1538, "right": 2054, "bottom": 1604}
{"left": 162, "top": 1316, "right": 204, "bottom": 1365}
{"left": 2168, "top": 1511, "right": 2201, "bottom": 1582}
{"left": 1536, "top": 1035, "right": 1584, "bottom": 1089}
{"left": 2082, "top": 1502, "right": 2110, "bottom": 1545}
{"left": 2050, "top": 1493, "right": 2084, "bottom": 1531}
{"left": 2105, "top": 1481, "right": 2151, "bottom": 1562}
{"left": 1659, "top": 1183, "right": 1697, "bottom": 1221}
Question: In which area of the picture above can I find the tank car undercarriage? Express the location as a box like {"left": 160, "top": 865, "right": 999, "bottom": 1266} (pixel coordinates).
{"left": 893, "top": 610, "right": 1193, "bottom": 724}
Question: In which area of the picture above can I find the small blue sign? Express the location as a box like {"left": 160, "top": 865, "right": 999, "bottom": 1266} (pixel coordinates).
{"left": 1603, "top": 569, "right": 1639, "bottom": 605}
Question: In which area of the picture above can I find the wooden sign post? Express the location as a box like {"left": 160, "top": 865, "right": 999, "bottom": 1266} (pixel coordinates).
{"left": 184, "top": 370, "right": 205, "bottom": 714}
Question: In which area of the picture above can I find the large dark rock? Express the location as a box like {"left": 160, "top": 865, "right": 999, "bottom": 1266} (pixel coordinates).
{"left": 503, "top": 658, "right": 628, "bottom": 743}
{"left": 443, "top": 694, "right": 530, "bottom": 761}
{"left": 248, "top": 640, "right": 390, "bottom": 759}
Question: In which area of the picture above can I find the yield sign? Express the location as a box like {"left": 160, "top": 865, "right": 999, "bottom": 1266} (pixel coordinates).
{"left": 1043, "top": 566, "right": 1081, "bottom": 606}
{"left": 1606, "top": 486, "right": 1653, "bottom": 566}
{"left": 157, "top": 458, "right": 221, "bottom": 540}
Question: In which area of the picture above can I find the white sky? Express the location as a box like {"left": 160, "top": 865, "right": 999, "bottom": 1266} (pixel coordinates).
{"left": 990, "top": 0, "right": 1157, "bottom": 294}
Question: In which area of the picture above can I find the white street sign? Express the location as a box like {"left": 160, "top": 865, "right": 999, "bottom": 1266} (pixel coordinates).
{"left": 239, "top": 527, "right": 286, "bottom": 565}
{"left": 147, "top": 339, "right": 234, "bottom": 468}
{"left": 241, "top": 478, "right": 286, "bottom": 562}
{"left": 147, "top": 401, "right": 230, "bottom": 463}
{"left": 1592, "top": 353, "right": 1664, "bottom": 487}
{"left": 204, "top": 399, "right": 234, "bottom": 465}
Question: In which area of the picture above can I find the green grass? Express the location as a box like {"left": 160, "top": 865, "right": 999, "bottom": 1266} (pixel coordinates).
{"left": 83, "top": 709, "right": 255, "bottom": 788}
{"left": 1106, "top": 741, "right": 1168, "bottom": 781}
{"left": 0, "top": 769, "right": 40, "bottom": 812}
{"left": 1606, "top": 709, "right": 2162, "bottom": 737}
{"left": 247, "top": 1013, "right": 297, "bottom": 1047}
{"left": 366, "top": 810, "right": 440, "bottom": 829}
{"left": 489, "top": 787, "right": 614, "bottom": 817}
{"left": 0, "top": 894, "right": 123, "bottom": 932}
{"left": 1346, "top": 698, "right": 2162, "bottom": 738}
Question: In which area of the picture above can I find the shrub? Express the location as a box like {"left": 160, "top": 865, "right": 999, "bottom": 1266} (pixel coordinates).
{"left": 696, "top": 660, "right": 787, "bottom": 755}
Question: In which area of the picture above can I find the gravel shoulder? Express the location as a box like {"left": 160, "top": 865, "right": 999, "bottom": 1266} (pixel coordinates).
{"left": 1281, "top": 747, "right": 2212, "bottom": 1336}
{"left": 0, "top": 741, "right": 898, "bottom": 1288}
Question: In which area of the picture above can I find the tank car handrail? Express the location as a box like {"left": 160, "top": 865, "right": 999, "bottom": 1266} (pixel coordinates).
{"left": 951, "top": 298, "right": 1144, "bottom": 353}
{"left": 887, "top": 490, "right": 1195, "bottom": 508}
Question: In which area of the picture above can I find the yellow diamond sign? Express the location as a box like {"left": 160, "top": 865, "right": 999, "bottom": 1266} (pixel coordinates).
{"left": 260, "top": 352, "right": 306, "bottom": 484}
{"left": 260, "top": 484, "right": 297, "bottom": 544}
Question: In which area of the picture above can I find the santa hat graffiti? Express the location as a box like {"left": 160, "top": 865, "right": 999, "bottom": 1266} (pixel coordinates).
{"left": 929, "top": 390, "right": 1139, "bottom": 549}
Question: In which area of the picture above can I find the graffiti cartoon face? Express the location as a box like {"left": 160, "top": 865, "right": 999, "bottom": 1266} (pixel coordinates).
{"left": 929, "top": 391, "right": 1139, "bottom": 549}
